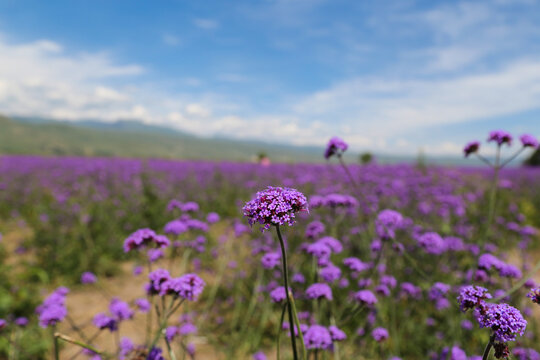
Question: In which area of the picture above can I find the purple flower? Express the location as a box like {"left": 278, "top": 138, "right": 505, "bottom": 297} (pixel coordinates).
{"left": 14, "top": 317, "right": 28, "bottom": 327}
{"left": 450, "top": 346, "right": 467, "bottom": 360}
{"left": 371, "top": 327, "right": 389, "bottom": 342}
{"left": 520, "top": 134, "right": 538, "bottom": 148}
{"left": 375, "top": 285, "right": 391, "bottom": 297}
{"left": 36, "top": 287, "right": 69, "bottom": 328}
{"left": 464, "top": 141, "right": 480, "bottom": 157}
{"left": 147, "top": 347, "right": 165, "bottom": 360}
{"left": 166, "top": 199, "right": 183, "bottom": 211}
{"left": 109, "top": 298, "right": 133, "bottom": 321}
{"left": 146, "top": 269, "right": 172, "bottom": 296}
{"left": 461, "top": 319, "right": 473, "bottom": 330}
{"left": 323, "top": 194, "right": 358, "bottom": 208}
{"left": 186, "top": 343, "right": 195, "bottom": 357}
{"left": 93, "top": 313, "right": 118, "bottom": 332}
{"left": 206, "top": 212, "right": 220, "bottom": 224}
{"left": 135, "top": 298, "right": 151, "bottom": 313}
{"left": 270, "top": 286, "right": 287, "bottom": 303}
{"left": 400, "top": 282, "right": 422, "bottom": 299}
{"left": 119, "top": 337, "right": 134, "bottom": 359}
{"left": 163, "top": 273, "right": 206, "bottom": 301}
{"left": 81, "top": 271, "right": 97, "bottom": 284}
{"left": 261, "top": 252, "right": 281, "bottom": 269}
{"left": 380, "top": 275, "right": 397, "bottom": 289}
{"left": 164, "top": 220, "right": 189, "bottom": 235}
{"left": 375, "top": 209, "right": 403, "bottom": 239}
{"left": 178, "top": 323, "right": 197, "bottom": 335}
{"left": 242, "top": 186, "right": 308, "bottom": 231}
{"left": 498, "top": 263, "right": 522, "bottom": 279}
{"left": 319, "top": 263, "right": 341, "bottom": 282}
{"left": 147, "top": 248, "right": 165, "bottom": 263}
{"left": 0, "top": 319, "right": 6, "bottom": 330}
{"left": 123, "top": 228, "right": 170, "bottom": 252}
{"left": 527, "top": 287, "right": 540, "bottom": 305}
{"left": 429, "top": 282, "right": 451, "bottom": 301}
{"left": 133, "top": 265, "right": 143, "bottom": 276}
{"left": 304, "top": 325, "right": 332, "bottom": 349}
{"left": 457, "top": 285, "right": 492, "bottom": 312}
{"left": 184, "top": 219, "right": 209, "bottom": 232}
{"left": 181, "top": 201, "right": 199, "bottom": 212}
{"left": 478, "top": 253, "right": 503, "bottom": 271}
{"left": 253, "top": 351, "right": 267, "bottom": 360}
{"left": 488, "top": 130, "right": 512, "bottom": 146}
{"left": 513, "top": 347, "right": 540, "bottom": 360}
{"left": 476, "top": 303, "right": 526, "bottom": 342}
{"left": 417, "top": 232, "right": 446, "bottom": 255}
{"left": 354, "top": 290, "right": 377, "bottom": 305}
{"left": 305, "top": 283, "right": 333, "bottom": 301}
{"left": 292, "top": 273, "right": 306, "bottom": 283}
{"left": 343, "top": 257, "right": 370, "bottom": 272}
{"left": 306, "top": 242, "right": 331, "bottom": 265}
{"left": 305, "top": 221, "right": 325, "bottom": 239}
{"left": 166, "top": 326, "right": 178, "bottom": 341}
{"left": 324, "top": 137, "right": 348, "bottom": 159}
{"left": 316, "top": 236, "right": 343, "bottom": 253}
{"left": 328, "top": 325, "right": 346, "bottom": 341}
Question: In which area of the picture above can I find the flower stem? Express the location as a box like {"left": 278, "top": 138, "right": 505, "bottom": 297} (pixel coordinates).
{"left": 482, "top": 334, "right": 496, "bottom": 360}
{"left": 54, "top": 332, "right": 102, "bottom": 355}
{"left": 165, "top": 336, "right": 178, "bottom": 360}
{"left": 277, "top": 302, "right": 287, "bottom": 360}
{"left": 337, "top": 154, "right": 361, "bottom": 193}
{"left": 289, "top": 292, "right": 307, "bottom": 360}
{"left": 275, "top": 225, "right": 299, "bottom": 360}
{"left": 53, "top": 327, "right": 60, "bottom": 360}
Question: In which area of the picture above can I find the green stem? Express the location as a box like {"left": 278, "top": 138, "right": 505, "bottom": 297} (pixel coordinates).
{"left": 275, "top": 225, "right": 299, "bottom": 360}
{"left": 482, "top": 334, "right": 496, "bottom": 360}
{"left": 149, "top": 298, "right": 184, "bottom": 352}
{"left": 330, "top": 315, "right": 340, "bottom": 360}
{"left": 500, "top": 147, "right": 525, "bottom": 168}
{"left": 165, "top": 336, "right": 178, "bottom": 360}
{"left": 337, "top": 154, "right": 360, "bottom": 193}
{"left": 54, "top": 332, "right": 102, "bottom": 355}
{"left": 53, "top": 327, "right": 60, "bottom": 360}
{"left": 277, "top": 302, "right": 287, "bottom": 360}
{"left": 289, "top": 293, "right": 307, "bottom": 360}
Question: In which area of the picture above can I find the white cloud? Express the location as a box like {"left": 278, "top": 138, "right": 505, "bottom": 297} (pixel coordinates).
{"left": 193, "top": 18, "right": 219, "bottom": 30}
{"left": 293, "top": 60, "right": 540, "bottom": 139}
{"left": 185, "top": 103, "right": 211, "bottom": 117}
{"left": 162, "top": 33, "right": 181, "bottom": 46}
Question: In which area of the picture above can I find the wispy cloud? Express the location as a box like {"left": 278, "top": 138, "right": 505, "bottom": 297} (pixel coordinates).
{"left": 162, "top": 33, "right": 181, "bottom": 46}
{"left": 193, "top": 18, "right": 219, "bottom": 30}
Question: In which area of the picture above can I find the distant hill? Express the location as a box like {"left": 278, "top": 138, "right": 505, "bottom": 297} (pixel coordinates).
{"left": 0, "top": 115, "right": 327, "bottom": 162}
{"left": 1, "top": 115, "right": 509, "bottom": 166}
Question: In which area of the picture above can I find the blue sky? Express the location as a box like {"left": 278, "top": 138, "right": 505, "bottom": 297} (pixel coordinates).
{"left": 0, "top": 0, "right": 539, "bottom": 156}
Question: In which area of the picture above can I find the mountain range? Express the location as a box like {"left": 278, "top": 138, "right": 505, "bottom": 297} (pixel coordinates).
{"left": 1, "top": 114, "right": 527, "bottom": 166}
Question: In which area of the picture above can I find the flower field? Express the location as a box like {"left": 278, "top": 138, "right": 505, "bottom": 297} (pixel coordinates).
{"left": 0, "top": 133, "right": 540, "bottom": 360}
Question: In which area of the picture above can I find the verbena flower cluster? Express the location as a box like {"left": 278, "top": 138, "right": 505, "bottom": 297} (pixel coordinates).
{"left": 36, "top": 287, "right": 69, "bottom": 328}
{"left": 123, "top": 228, "right": 170, "bottom": 252}
{"left": 242, "top": 186, "right": 308, "bottom": 231}
{"left": 324, "top": 136, "right": 348, "bottom": 159}
{"left": 146, "top": 269, "right": 206, "bottom": 301}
